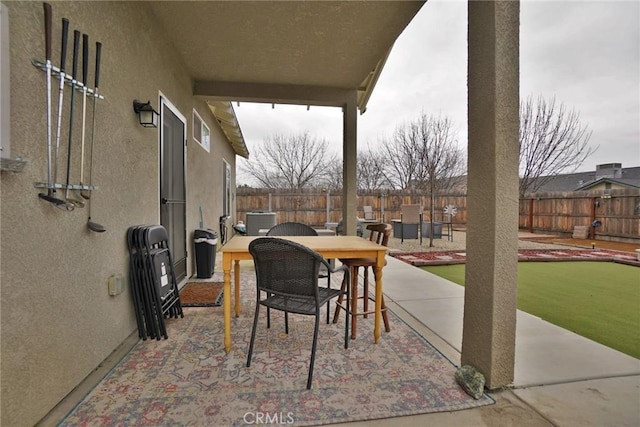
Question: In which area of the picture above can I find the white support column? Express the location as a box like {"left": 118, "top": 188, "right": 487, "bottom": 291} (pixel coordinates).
{"left": 462, "top": 0, "right": 520, "bottom": 389}
{"left": 342, "top": 91, "right": 358, "bottom": 235}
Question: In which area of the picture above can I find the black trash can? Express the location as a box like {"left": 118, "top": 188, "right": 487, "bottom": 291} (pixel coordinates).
{"left": 194, "top": 229, "right": 217, "bottom": 278}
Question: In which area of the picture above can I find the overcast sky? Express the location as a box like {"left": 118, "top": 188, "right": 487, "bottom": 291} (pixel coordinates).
{"left": 234, "top": 0, "right": 640, "bottom": 179}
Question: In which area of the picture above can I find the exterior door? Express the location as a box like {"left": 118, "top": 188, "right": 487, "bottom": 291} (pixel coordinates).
{"left": 160, "top": 98, "right": 187, "bottom": 282}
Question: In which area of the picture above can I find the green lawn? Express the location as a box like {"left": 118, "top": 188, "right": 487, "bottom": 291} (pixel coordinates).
{"left": 421, "top": 262, "right": 640, "bottom": 359}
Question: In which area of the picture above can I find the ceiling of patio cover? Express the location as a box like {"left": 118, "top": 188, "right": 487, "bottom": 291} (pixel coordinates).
{"left": 148, "top": 1, "right": 425, "bottom": 157}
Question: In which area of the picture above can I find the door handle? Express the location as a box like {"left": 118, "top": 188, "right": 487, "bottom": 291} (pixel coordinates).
{"left": 161, "top": 198, "right": 185, "bottom": 205}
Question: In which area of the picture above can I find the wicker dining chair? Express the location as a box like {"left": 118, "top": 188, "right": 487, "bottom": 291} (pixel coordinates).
{"left": 247, "top": 237, "right": 350, "bottom": 389}
{"left": 265, "top": 222, "right": 328, "bottom": 330}
{"left": 333, "top": 223, "right": 392, "bottom": 339}
{"left": 266, "top": 222, "right": 318, "bottom": 237}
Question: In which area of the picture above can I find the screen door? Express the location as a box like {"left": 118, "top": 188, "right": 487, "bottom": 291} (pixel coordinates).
{"left": 160, "top": 98, "right": 187, "bottom": 282}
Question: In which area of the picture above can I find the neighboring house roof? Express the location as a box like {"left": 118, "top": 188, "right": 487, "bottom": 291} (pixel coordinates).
{"left": 575, "top": 177, "right": 640, "bottom": 191}
{"left": 530, "top": 166, "right": 640, "bottom": 193}
{"left": 531, "top": 171, "right": 597, "bottom": 193}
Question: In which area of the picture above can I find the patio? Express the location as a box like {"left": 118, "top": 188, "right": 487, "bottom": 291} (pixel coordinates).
{"left": 42, "top": 234, "right": 640, "bottom": 426}
{"left": 4, "top": 3, "right": 530, "bottom": 423}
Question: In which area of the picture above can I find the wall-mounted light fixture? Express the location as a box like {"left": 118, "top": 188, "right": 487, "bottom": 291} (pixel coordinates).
{"left": 132, "top": 100, "right": 159, "bottom": 128}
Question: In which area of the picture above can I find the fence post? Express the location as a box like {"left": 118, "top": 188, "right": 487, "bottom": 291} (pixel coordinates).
{"left": 590, "top": 196, "right": 597, "bottom": 239}
{"left": 326, "top": 190, "right": 330, "bottom": 224}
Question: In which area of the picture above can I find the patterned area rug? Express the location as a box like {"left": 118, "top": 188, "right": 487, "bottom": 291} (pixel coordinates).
{"left": 60, "top": 274, "right": 494, "bottom": 426}
{"left": 179, "top": 281, "right": 224, "bottom": 307}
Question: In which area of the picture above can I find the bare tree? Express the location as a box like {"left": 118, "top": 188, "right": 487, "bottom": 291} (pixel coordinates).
{"left": 378, "top": 121, "right": 423, "bottom": 190}
{"left": 321, "top": 158, "right": 343, "bottom": 191}
{"left": 241, "top": 132, "right": 337, "bottom": 190}
{"left": 320, "top": 148, "right": 390, "bottom": 191}
{"left": 357, "top": 148, "right": 389, "bottom": 191}
{"left": 519, "top": 95, "right": 596, "bottom": 197}
{"left": 418, "top": 115, "right": 466, "bottom": 246}
{"left": 379, "top": 113, "right": 465, "bottom": 191}
{"left": 379, "top": 113, "right": 465, "bottom": 246}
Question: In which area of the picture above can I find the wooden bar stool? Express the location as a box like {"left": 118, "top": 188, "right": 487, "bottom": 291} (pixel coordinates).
{"left": 333, "top": 223, "right": 392, "bottom": 339}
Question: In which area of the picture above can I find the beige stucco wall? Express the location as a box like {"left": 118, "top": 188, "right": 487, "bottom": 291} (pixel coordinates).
{"left": 1, "top": 2, "right": 236, "bottom": 425}
{"left": 462, "top": 1, "right": 520, "bottom": 389}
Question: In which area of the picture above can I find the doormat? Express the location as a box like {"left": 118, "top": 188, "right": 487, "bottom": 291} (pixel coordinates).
{"left": 179, "top": 282, "right": 223, "bottom": 307}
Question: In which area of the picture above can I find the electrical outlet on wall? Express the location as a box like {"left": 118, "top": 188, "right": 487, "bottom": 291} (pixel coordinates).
{"left": 108, "top": 275, "right": 125, "bottom": 296}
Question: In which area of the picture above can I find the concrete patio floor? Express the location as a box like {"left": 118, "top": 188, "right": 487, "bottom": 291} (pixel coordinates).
{"left": 360, "top": 255, "right": 640, "bottom": 427}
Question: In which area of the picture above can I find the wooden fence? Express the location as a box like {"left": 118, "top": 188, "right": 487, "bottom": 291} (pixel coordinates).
{"left": 236, "top": 188, "right": 468, "bottom": 226}
{"left": 236, "top": 188, "right": 640, "bottom": 242}
{"left": 518, "top": 189, "right": 640, "bottom": 242}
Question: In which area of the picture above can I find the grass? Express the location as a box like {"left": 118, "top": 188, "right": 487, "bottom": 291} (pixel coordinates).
{"left": 421, "top": 262, "right": 640, "bottom": 359}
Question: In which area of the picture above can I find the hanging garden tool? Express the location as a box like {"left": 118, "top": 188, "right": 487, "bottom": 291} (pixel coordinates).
{"left": 64, "top": 29, "right": 84, "bottom": 208}
{"left": 38, "top": 3, "right": 67, "bottom": 208}
{"left": 86, "top": 41, "right": 106, "bottom": 233}
{"left": 81, "top": 39, "right": 98, "bottom": 202}
{"left": 77, "top": 33, "right": 89, "bottom": 201}
{"left": 52, "top": 17, "right": 74, "bottom": 211}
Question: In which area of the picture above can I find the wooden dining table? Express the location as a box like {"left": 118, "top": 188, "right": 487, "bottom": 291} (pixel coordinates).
{"left": 220, "top": 235, "right": 388, "bottom": 353}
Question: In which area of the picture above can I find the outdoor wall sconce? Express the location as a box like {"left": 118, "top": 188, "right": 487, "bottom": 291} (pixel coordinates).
{"left": 133, "top": 100, "right": 159, "bottom": 128}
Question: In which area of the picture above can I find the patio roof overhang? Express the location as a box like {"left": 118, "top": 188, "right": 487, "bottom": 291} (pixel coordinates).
{"left": 206, "top": 100, "right": 249, "bottom": 158}
{"left": 148, "top": 1, "right": 425, "bottom": 158}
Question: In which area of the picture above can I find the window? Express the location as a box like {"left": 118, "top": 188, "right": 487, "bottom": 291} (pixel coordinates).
{"left": 192, "top": 109, "right": 210, "bottom": 152}
{"left": 223, "top": 160, "right": 231, "bottom": 216}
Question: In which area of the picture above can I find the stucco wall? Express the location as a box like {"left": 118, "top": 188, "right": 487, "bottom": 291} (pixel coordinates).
{"left": 462, "top": 1, "right": 520, "bottom": 389}
{"left": 1, "top": 2, "right": 236, "bottom": 425}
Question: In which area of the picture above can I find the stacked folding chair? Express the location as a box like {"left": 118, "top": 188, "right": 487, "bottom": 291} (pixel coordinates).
{"left": 127, "top": 225, "right": 183, "bottom": 340}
